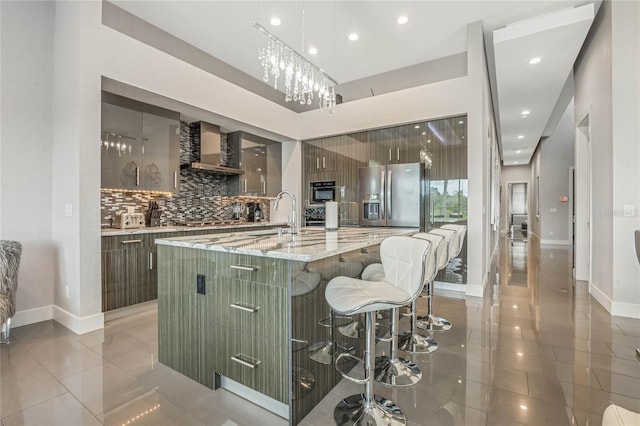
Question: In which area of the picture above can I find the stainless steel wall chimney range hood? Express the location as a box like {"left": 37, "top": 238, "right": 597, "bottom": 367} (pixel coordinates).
{"left": 188, "top": 121, "right": 244, "bottom": 175}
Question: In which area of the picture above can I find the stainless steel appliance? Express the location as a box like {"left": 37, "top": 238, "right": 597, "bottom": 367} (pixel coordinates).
{"left": 304, "top": 207, "right": 326, "bottom": 227}
{"left": 358, "top": 163, "right": 422, "bottom": 227}
{"left": 309, "top": 180, "right": 336, "bottom": 205}
{"left": 113, "top": 212, "right": 145, "bottom": 229}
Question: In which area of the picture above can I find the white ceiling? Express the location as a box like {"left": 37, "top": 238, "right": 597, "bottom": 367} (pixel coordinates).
{"left": 493, "top": 3, "right": 595, "bottom": 165}
{"left": 109, "top": 0, "right": 598, "bottom": 163}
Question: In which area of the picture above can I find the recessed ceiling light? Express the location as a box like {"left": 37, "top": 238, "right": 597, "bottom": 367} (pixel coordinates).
{"left": 308, "top": 47, "right": 318, "bottom": 55}
{"left": 516, "top": 150, "right": 521, "bottom": 153}
{"left": 458, "top": 120, "right": 464, "bottom": 124}
{"left": 517, "top": 352, "right": 524, "bottom": 357}
{"left": 414, "top": 125, "right": 420, "bottom": 129}
{"left": 397, "top": 16, "right": 409, "bottom": 25}
{"left": 529, "top": 57, "right": 541, "bottom": 65}
{"left": 520, "top": 405, "right": 528, "bottom": 410}
{"left": 422, "top": 132, "right": 426, "bottom": 135}
{"left": 427, "top": 139, "right": 431, "bottom": 143}
{"left": 514, "top": 161, "right": 519, "bottom": 164}
{"left": 348, "top": 33, "right": 359, "bottom": 41}
{"left": 270, "top": 17, "right": 281, "bottom": 26}
{"left": 521, "top": 110, "right": 530, "bottom": 116}
{"left": 518, "top": 135, "right": 524, "bottom": 139}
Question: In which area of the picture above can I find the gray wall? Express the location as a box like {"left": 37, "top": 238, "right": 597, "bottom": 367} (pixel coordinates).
{"left": 574, "top": 0, "right": 640, "bottom": 316}
{"left": 0, "top": 1, "right": 56, "bottom": 320}
{"left": 539, "top": 101, "right": 575, "bottom": 244}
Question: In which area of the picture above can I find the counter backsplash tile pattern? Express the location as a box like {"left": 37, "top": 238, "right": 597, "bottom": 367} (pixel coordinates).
{"left": 101, "top": 173, "right": 270, "bottom": 226}
{"left": 101, "top": 121, "right": 269, "bottom": 227}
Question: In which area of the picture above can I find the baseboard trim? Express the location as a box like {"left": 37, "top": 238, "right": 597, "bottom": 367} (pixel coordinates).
{"left": 465, "top": 282, "right": 484, "bottom": 298}
{"left": 588, "top": 283, "right": 640, "bottom": 319}
{"left": 589, "top": 282, "right": 612, "bottom": 313}
{"left": 540, "top": 239, "right": 571, "bottom": 246}
{"left": 611, "top": 301, "right": 640, "bottom": 319}
{"left": 12, "top": 305, "right": 54, "bottom": 327}
{"left": 434, "top": 281, "right": 465, "bottom": 293}
{"left": 220, "top": 376, "right": 289, "bottom": 420}
{"left": 53, "top": 306, "right": 104, "bottom": 335}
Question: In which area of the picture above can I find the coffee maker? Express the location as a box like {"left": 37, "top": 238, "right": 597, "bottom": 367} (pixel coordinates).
{"left": 247, "top": 202, "right": 263, "bottom": 222}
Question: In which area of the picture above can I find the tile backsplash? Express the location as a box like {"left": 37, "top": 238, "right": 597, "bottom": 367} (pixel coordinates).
{"left": 101, "top": 121, "right": 270, "bottom": 226}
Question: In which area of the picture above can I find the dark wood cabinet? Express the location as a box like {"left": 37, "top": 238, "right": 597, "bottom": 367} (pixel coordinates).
{"left": 158, "top": 245, "right": 288, "bottom": 401}
{"left": 101, "top": 235, "right": 149, "bottom": 312}
{"left": 102, "top": 225, "right": 278, "bottom": 312}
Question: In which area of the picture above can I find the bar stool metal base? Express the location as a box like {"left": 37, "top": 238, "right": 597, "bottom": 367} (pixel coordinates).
{"left": 334, "top": 393, "right": 407, "bottom": 426}
{"left": 374, "top": 356, "right": 422, "bottom": 387}
{"left": 397, "top": 331, "right": 438, "bottom": 354}
{"left": 292, "top": 367, "right": 315, "bottom": 400}
{"left": 308, "top": 341, "right": 334, "bottom": 365}
{"left": 416, "top": 314, "right": 452, "bottom": 332}
{"left": 338, "top": 321, "right": 390, "bottom": 340}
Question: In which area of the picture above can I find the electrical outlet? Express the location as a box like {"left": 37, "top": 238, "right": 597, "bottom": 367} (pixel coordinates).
{"left": 197, "top": 274, "right": 206, "bottom": 295}
{"left": 624, "top": 205, "right": 635, "bottom": 217}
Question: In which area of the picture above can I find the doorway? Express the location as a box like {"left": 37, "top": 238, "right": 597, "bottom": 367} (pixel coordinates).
{"left": 507, "top": 182, "right": 529, "bottom": 241}
{"left": 575, "top": 112, "right": 591, "bottom": 283}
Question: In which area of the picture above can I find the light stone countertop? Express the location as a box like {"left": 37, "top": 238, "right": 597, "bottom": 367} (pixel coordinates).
{"left": 155, "top": 227, "right": 418, "bottom": 261}
{"left": 101, "top": 222, "right": 288, "bottom": 237}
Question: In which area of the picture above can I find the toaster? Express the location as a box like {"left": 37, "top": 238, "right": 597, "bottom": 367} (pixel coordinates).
{"left": 113, "top": 212, "right": 145, "bottom": 229}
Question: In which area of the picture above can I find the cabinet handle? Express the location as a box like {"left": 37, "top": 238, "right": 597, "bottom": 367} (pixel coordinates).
{"left": 322, "top": 157, "right": 326, "bottom": 168}
{"left": 230, "top": 302, "right": 260, "bottom": 313}
{"left": 388, "top": 148, "right": 392, "bottom": 162}
{"left": 244, "top": 179, "right": 247, "bottom": 193}
{"left": 397, "top": 147, "right": 400, "bottom": 161}
{"left": 136, "top": 167, "right": 140, "bottom": 186}
{"left": 316, "top": 157, "right": 320, "bottom": 169}
{"left": 230, "top": 264, "right": 258, "bottom": 272}
{"left": 262, "top": 181, "right": 266, "bottom": 195}
{"left": 148, "top": 252, "right": 153, "bottom": 270}
{"left": 173, "top": 171, "right": 178, "bottom": 189}
{"left": 121, "top": 239, "right": 143, "bottom": 245}
{"left": 231, "top": 354, "right": 261, "bottom": 369}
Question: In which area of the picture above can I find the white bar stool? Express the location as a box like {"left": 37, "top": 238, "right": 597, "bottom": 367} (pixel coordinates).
{"left": 326, "top": 236, "right": 431, "bottom": 425}
{"left": 441, "top": 224, "right": 467, "bottom": 275}
{"left": 398, "top": 232, "right": 445, "bottom": 354}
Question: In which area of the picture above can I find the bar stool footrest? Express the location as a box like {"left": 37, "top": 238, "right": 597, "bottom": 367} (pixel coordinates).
{"left": 335, "top": 352, "right": 367, "bottom": 385}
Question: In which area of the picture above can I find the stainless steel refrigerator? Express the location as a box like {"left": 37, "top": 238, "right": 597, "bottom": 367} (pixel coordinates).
{"left": 358, "top": 163, "right": 424, "bottom": 227}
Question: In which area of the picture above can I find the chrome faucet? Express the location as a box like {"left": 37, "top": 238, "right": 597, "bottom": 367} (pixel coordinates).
{"left": 274, "top": 190, "right": 298, "bottom": 234}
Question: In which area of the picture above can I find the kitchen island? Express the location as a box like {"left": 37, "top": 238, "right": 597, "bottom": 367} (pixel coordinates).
{"left": 155, "top": 226, "right": 417, "bottom": 424}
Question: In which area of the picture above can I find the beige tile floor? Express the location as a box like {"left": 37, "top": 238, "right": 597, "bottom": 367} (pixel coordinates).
{"left": 1, "top": 236, "right": 639, "bottom": 425}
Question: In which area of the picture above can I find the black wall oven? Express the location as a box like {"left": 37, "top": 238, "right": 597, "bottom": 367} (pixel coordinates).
{"left": 310, "top": 180, "right": 336, "bottom": 205}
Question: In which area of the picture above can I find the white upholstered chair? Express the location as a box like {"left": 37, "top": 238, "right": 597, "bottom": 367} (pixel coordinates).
{"left": 0, "top": 240, "right": 22, "bottom": 344}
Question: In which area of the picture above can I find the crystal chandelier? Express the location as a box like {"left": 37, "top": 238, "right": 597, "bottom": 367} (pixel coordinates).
{"left": 254, "top": 22, "right": 338, "bottom": 112}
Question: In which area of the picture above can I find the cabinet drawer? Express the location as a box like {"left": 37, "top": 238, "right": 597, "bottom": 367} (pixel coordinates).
{"left": 207, "top": 252, "right": 288, "bottom": 288}
{"left": 209, "top": 278, "right": 287, "bottom": 346}
{"left": 211, "top": 326, "right": 287, "bottom": 403}
{"left": 102, "top": 235, "right": 146, "bottom": 251}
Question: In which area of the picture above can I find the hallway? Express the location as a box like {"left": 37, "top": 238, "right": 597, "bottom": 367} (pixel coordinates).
{"left": 1, "top": 237, "right": 639, "bottom": 425}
